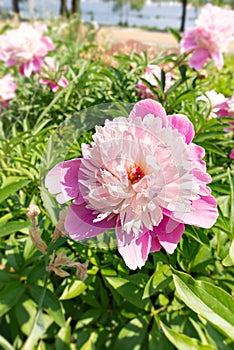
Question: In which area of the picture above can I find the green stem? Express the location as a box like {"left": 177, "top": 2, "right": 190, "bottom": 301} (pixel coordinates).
{"left": 22, "top": 255, "right": 49, "bottom": 350}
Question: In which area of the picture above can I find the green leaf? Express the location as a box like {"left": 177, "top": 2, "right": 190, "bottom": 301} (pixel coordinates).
{"left": 15, "top": 296, "right": 37, "bottom": 336}
{"left": 76, "top": 309, "right": 102, "bottom": 330}
{"left": 114, "top": 317, "right": 148, "bottom": 350}
{"left": 173, "top": 271, "right": 234, "bottom": 340}
{"left": 59, "top": 280, "right": 87, "bottom": 300}
{"left": 104, "top": 276, "right": 152, "bottom": 311}
{"left": 222, "top": 240, "right": 234, "bottom": 267}
{"left": 76, "top": 331, "right": 98, "bottom": 350}
{"left": 0, "top": 179, "right": 30, "bottom": 203}
{"left": 160, "top": 322, "right": 215, "bottom": 350}
{"left": 0, "top": 281, "right": 25, "bottom": 317}
{"left": 143, "top": 264, "right": 172, "bottom": 299}
{"left": 148, "top": 322, "right": 173, "bottom": 350}
{"left": 29, "top": 285, "right": 65, "bottom": 327}
{"left": 0, "top": 221, "right": 31, "bottom": 238}
{"left": 55, "top": 317, "right": 71, "bottom": 350}
{"left": 21, "top": 310, "right": 52, "bottom": 350}
{"left": 0, "top": 335, "right": 15, "bottom": 350}
{"left": 167, "top": 27, "right": 182, "bottom": 42}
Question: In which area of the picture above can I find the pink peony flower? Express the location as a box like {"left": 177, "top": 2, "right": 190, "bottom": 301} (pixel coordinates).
{"left": 0, "top": 23, "right": 54, "bottom": 77}
{"left": 0, "top": 74, "right": 17, "bottom": 111}
{"left": 180, "top": 4, "right": 234, "bottom": 70}
{"left": 205, "top": 92, "right": 234, "bottom": 131}
{"left": 45, "top": 99, "right": 218, "bottom": 270}
{"left": 230, "top": 149, "right": 234, "bottom": 159}
{"left": 39, "top": 57, "right": 68, "bottom": 92}
{"left": 136, "top": 65, "right": 172, "bottom": 99}
{"left": 198, "top": 90, "right": 227, "bottom": 119}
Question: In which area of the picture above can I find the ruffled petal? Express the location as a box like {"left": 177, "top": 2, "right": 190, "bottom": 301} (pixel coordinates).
{"left": 129, "top": 99, "right": 167, "bottom": 126}
{"left": 65, "top": 202, "right": 117, "bottom": 240}
{"left": 189, "top": 48, "right": 210, "bottom": 70}
{"left": 180, "top": 29, "right": 198, "bottom": 52}
{"left": 149, "top": 234, "right": 161, "bottom": 252}
{"left": 179, "top": 194, "right": 218, "bottom": 228}
{"left": 188, "top": 143, "right": 212, "bottom": 183}
{"left": 167, "top": 114, "right": 195, "bottom": 144}
{"left": 210, "top": 51, "right": 224, "bottom": 70}
{"left": 45, "top": 159, "right": 81, "bottom": 204}
{"left": 118, "top": 232, "right": 152, "bottom": 270}
{"left": 153, "top": 216, "right": 185, "bottom": 254}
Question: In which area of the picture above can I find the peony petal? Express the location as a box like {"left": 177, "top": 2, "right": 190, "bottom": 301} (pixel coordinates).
{"left": 189, "top": 48, "right": 210, "bottom": 70}
{"left": 65, "top": 202, "right": 116, "bottom": 240}
{"left": 167, "top": 114, "right": 195, "bottom": 144}
{"left": 20, "top": 61, "right": 33, "bottom": 77}
{"left": 129, "top": 99, "right": 167, "bottom": 126}
{"left": 118, "top": 232, "right": 152, "bottom": 270}
{"left": 41, "top": 36, "right": 55, "bottom": 51}
{"left": 210, "top": 51, "right": 224, "bottom": 70}
{"left": 153, "top": 216, "right": 185, "bottom": 254}
{"left": 149, "top": 234, "right": 161, "bottom": 252}
{"left": 115, "top": 222, "right": 143, "bottom": 246}
{"left": 45, "top": 159, "right": 81, "bottom": 204}
{"left": 179, "top": 194, "right": 218, "bottom": 228}
{"left": 188, "top": 143, "right": 211, "bottom": 183}
{"left": 180, "top": 29, "right": 198, "bottom": 52}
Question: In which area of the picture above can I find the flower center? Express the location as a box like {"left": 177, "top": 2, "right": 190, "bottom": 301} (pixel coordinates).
{"left": 128, "top": 165, "right": 145, "bottom": 184}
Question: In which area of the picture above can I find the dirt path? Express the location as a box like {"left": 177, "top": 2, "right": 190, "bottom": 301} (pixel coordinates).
{"left": 98, "top": 26, "right": 234, "bottom": 53}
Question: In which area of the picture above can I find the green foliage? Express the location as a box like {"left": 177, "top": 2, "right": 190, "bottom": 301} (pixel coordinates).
{"left": 0, "top": 16, "right": 233, "bottom": 349}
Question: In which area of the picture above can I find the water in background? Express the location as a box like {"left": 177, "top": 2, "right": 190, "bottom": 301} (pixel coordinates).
{"left": 0, "top": 0, "right": 199, "bottom": 30}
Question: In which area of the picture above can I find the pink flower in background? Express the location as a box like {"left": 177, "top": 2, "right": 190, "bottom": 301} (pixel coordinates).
{"left": 202, "top": 91, "right": 234, "bottom": 131}
{"left": 230, "top": 149, "right": 234, "bottom": 159}
{"left": 136, "top": 65, "right": 172, "bottom": 98}
{"left": 0, "top": 23, "right": 54, "bottom": 77}
{"left": 180, "top": 4, "right": 234, "bottom": 70}
{"left": 45, "top": 99, "right": 218, "bottom": 270}
{"left": 198, "top": 90, "right": 227, "bottom": 118}
{"left": 39, "top": 57, "right": 68, "bottom": 92}
{"left": 0, "top": 74, "right": 17, "bottom": 111}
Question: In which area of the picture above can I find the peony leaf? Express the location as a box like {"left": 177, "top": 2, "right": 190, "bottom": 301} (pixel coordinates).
{"left": 0, "top": 282, "right": 25, "bottom": 317}
{"left": 160, "top": 322, "right": 215, "bottom": 350}
{"left": 114, "top": 317, "right": 148, "bottom": 350}
{"left": 173, "top": 271, "right": 234, "bottom": 340}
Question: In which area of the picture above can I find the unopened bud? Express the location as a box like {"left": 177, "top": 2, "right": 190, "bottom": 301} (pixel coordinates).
{"left": 26, "top": 204, "right": 40, "bottom": 219}
{"left": 52, "top": 210, "right": 68, "bottom": 243}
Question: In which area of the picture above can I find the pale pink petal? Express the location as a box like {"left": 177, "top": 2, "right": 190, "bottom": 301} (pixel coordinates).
{"left": 180, "top": 29, "right": 198, "bottom": 52}
{"left": 58, "top": 76, "right": 68, "bottom": 88}
{"left": 65, "top": 202, "right": 117, "bottom": 239}
{"left": 210, "top": 51, "right": 223, "bottom": 70}
{"left": 180, "top": 194, "right": 218, "bottom": 228}
{"left": 20, "top": 61, "right": 33, "bottom": 77}
{"left": 50, "top": 83, "right": 59, "bottom": 92}
{"left": 41, "top": 37, "right": 55, "bottom": 51}
{"left": 153, "top": 216, "right": 185, "bottom": 254}
{"left": 167, "top": 114, "right": 195, "bottom": 144}
{"left": 189, "top": 49, "right": 209, "bottom": 70}
{"left": 129, "top": 98, "right": 167, "bottom": 126}
{"left": 118, "top": 232, "right": 152, "bottom": 270}
{"left": 45, "top": 159, "right": 81, "bottom": 204}
{"left": 115, "top": 223, "right": 140, "bottom": 246}
{"left": 6, "top": 58, "right": 16, "bottom": 67}
{"left": 189, "top": 143, "right": 211, "bottom": 183}
{"left": 39, "top": 78, "right": 49, "bottom": 86}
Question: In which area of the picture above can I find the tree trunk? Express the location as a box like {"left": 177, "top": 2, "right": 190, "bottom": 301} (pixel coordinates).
{"left": 59, "top": 0, "right": 68, "bottom": 16}
{"left": 71, "top": 0, "right": 81, "bottom": 14}
{"left": 12, "top": 0, "right": 20, "bottom": 14}
{"left": 180, "top": 0, "right": 187, "bottom": 32}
